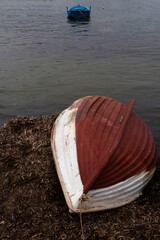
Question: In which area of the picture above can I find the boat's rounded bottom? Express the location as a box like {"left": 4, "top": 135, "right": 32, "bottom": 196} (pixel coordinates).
{"left": 51, "top": 96, "right": 157, "bottom": 214}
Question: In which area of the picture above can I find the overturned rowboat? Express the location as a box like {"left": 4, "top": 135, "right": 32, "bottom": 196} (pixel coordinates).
{"left": 51, "top": 96, "right": 157, "bottom": 213}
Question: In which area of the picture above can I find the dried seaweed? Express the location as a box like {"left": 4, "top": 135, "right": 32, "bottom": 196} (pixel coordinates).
{"left": 0, "top": 115, "right": 159, "bottom": 240}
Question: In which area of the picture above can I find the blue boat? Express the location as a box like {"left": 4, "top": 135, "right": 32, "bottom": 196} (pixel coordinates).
{"left": 67, "top": 5, "right": 91, "bottom": 19}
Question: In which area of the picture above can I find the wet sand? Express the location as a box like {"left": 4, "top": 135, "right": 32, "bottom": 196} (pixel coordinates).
{"left": 0, "top": 115, "right": 159, "bottom": 239}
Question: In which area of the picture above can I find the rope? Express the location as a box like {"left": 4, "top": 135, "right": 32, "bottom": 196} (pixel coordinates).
{"left": 79, "top": 197, "right": 85, "bottom": 240}
{"left": 78, "top": 10, "right": 87, "bottom": 18}
{"left": 79, "top": 195, "right": 91, "bottom": 240}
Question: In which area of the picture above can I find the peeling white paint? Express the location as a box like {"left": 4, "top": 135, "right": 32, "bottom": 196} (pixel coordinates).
{"left": 51, "top": 107, "right": 83, "bottom": 211}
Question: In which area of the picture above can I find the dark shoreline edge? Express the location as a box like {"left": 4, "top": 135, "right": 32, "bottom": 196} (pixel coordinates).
{"left": 0, "top": 115, "right": 159, "bottom": 240}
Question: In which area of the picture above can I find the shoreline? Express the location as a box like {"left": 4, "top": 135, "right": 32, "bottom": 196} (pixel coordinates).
{"left": 0, "top": 115, "right": 159, "bottom": 239}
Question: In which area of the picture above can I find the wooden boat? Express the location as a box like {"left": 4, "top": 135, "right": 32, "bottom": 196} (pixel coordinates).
{"left": 67, "top": 5, "right": 91, "bottom": 19}
{"left": 51, "top": 96, "right": 157, "bottom": 213}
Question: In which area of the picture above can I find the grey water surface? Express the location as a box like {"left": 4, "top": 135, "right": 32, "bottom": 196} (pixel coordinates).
{"left": 0, "top": 0, "right": 160, "bottom": 152}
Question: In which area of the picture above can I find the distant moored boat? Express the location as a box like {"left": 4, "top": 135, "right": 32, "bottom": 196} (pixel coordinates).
{"left": 51, "top": 96, "right": 157, "bottom": 213}
{"left": 67, "top": 5, "right": 91, "bottom": 19}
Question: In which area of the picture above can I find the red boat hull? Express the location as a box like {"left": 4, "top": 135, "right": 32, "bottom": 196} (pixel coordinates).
{"left": 75, "top": 96, "right": 157, "bottom": 193}
{"left": 51, "top": 96, "right": 157, "bottom": 212}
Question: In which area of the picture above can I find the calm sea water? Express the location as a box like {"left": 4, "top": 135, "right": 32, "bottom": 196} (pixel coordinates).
{"left": 0, "top": 0, "right": 160, "bottom": 153}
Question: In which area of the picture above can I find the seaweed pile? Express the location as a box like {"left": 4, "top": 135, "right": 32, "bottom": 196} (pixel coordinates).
{"left": 0, "top": 115, "right": 159, "bottom": 240}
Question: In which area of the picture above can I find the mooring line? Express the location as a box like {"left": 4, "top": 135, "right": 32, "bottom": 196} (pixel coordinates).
{"left": 79, "top": 197, "right": 85, "bottom": 240}
{"left": 79, "top": 195, "right": 91, "bottom": 240}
